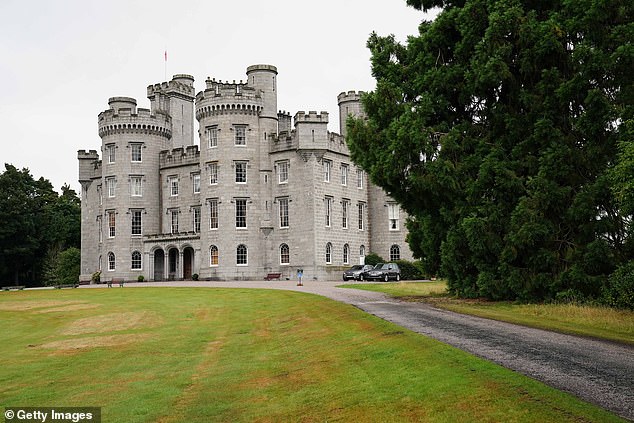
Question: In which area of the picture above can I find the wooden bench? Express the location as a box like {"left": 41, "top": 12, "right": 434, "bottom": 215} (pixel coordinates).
{"left": 108, "top": 278, "right": 125, "bottom": 287}
{"left": 2, "top": 286, "right": 25, "bottom": 291}
{"left": 264, "top": 273, "right": 282, "bottom": 281}
{"left": 54, "top": 284, "right": 78, "bottom": 289}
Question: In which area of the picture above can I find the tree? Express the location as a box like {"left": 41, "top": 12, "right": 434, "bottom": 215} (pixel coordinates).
{"left": 347, "top": 0, "right": 633, "bottom": 301}
{"left": 0, "top": 165, "right": 81, "bottom": 285}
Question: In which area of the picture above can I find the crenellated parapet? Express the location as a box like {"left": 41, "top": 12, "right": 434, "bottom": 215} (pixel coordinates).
{"left": 337, "top": 90, "right": 365, "bottom": 104}
{"left": 147, "top": 74, "right": 195, "bottom": 102}
{"left": 98, "top": 107, "right": 172, "bottom": 139}
{"left": 195, "top": 78, "right": 263, "bottom": 120}
{"left": 159, "top": 145, "right": 200, "bottom": 169}
{"left": 294, "top": 111, "right": 329, "bottom": 124}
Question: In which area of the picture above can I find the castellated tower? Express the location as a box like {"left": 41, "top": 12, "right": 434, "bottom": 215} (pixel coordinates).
{"left": 90, "top": 94, "right": 172, "bottom": 281}
{"left": 195, "top": 65, "right": 276, "bottom": 279}
{"left": 147, "top": 74, "right": 195, "bottom": 148}
{"left": 337, "top": 91, "right": 365, "bottom": 137}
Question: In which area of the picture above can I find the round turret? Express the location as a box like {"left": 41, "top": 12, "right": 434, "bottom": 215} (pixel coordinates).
{"left": 108, "top": 97, "right": 137, "bottom": 113}
{"left": 246, "top": 64, "right": 278, "bottom": 122}
{"left": 337, "top": 91, "right": 365, "bottom": 137}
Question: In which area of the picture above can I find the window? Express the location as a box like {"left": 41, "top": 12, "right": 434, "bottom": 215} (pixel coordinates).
{"left": 360, "top": 245, "right": 366, "bottom": 258}
{"left": 236, "top": 244, "right": 248, "bottom": 265}
{"left": 107, "top": 211, "right": 116, "bottom": 238}
{"left": 279, "top": 198, "right": 289, "bottom": 228}
{"left": 209, "top": 199, "right": 219, "bottom": 229}
{"left": 325, "top": 196, "right": 332, "bottom": 227}
{"left": 207, "top": 126, "right": 218, "bottom": 148}
{"left": 342, "top": 200, "right": 349, "bottom": 229}
{"left": 98, "top": 216, "right": 103, "bottom": 243}
{"left": 131, "top": 210, "right": 142, "bottom": 235}
{"left": 323, "top": 160, "right": 331, "bottom": 182}
{"left": 357, "top": 168, "right": 364, "bottom": 189}
{"left": 193, "top": 173, "right": 201, "bottom": 194}
{"left": 235, "top": 199, "right": 247, "bottom": 228}
{"left": 107, "top": 252, "right": 115, "bottom": 271}
{"left": 131, "top": 251, "right": 142, "bottom": 270}
{"left": 131, "top": 144, "right": 142, "bottom": 162}
{"left": 278, "top": 161, "right": 289, "bottom": 184}
{"left": 106, "top": 177, "right": 116, "bottom": 198}
{"left": 325, "top": 242, "right": 332, "bottom": 264}
{"left": 280, "top": 243, "right": 290, "bottom": 265}
{"left": 388, "top": 203, "right": 400, "bottom": 230}
{"left": 235, "top": 161, "right": 247, "bottom": 183}
{"left": 193, "top": 206, "right": 201, "bottom": 233}
{"left": 170, "top": 209, "right": 179, "bottom": 234}
{"left": 358, "top": 202, "right": 365, "bottom": 230}
{"left": 169, "top": 176, "right": 179, "bottom": 196}
{"left": 106, "top": 144, "right": 115, "bottom": 163}
{"left": 234, "top": 125, "right": 246, "bottom": 146}
{"left": 131, "top": 176, "right": 142, "bottom": 197}
{"left": 343, "top": 244, "right": 350, "bottom": 264}
{"left": 209, "top": 162, "right": 218, "bottom": 185}
{"left": 341, "top": 164, "right": 348, "bottom": 186}
{"left": 210, "top": 245, "right": 219, "bottom": 266}
{"left": 390, "top": 244, "right": 401, "bottom": 261}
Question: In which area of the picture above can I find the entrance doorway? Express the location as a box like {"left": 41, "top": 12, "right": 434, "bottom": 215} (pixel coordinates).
{"left": 168, "top": 248, "right": 179, "bottom": 280}
{"left": 153, "top": 249, "right": 165, "bottom": 281}
{"left": 183, "top": 247, "right": 194, "bottom": 280}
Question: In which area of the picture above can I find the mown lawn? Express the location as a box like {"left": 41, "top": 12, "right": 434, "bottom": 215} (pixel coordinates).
{"left": 340, "top": 281, "right": 634, "bottom": 345}
{"left": 0, "top": 287, "right": 625, "bottom": 422}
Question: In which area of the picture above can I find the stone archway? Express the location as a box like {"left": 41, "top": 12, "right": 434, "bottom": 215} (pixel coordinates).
{"left": 168, "top": 248, "right": 179, "bottom": 280}
{"left": 183, "top": 247, "right": 194, "bottom": 280}
{"left": 153, "top": 249, "right": 165, "bottom": 281}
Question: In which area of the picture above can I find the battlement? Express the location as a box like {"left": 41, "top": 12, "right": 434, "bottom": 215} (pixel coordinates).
{"left": 98, "top": 107, "right": 172, "bottom": 138}
{"left": 337, "top": 90, "right": 365, "bottom": 104}
{"left": 147, "top": 75, "right": 195, "bottom": 100}
{"left": 195, "top": 80, "right": 263, "bottom": 120}
{"left": 77, "top": 149, "right": 99, "bottom": 160}
{"left": 246, "top": 64, "right": 278, "bottom": 75}
{"left": 159, "top": 145, "right": 200, "bottom": 169}
{"left": 294, "top": 111, "right": 329, "bottom": 124}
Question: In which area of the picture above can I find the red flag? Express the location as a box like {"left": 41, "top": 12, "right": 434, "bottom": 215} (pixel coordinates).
{"left": 164, "top": 50, "right": 167, "bottom": 62}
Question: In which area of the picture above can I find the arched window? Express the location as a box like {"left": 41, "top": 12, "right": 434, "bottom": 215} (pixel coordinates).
{"left": 360, "top": 245, "right": 365, "bottom": 257}
{"left": 236, "top": 244, "right": 248, "bottom": 265}
{"left": 210, "top": 245, "right": 219, "bottom": 266}
{"left": 343, "top": 243, "right": 350, "bottom": 264}
{"left": 325, "top": 242, "right": 332, "bottom": 264}
{"left": 131, "top": 251, "right": 142, "bottom": 270}
{"left": 280, "top": 243, "right": 290, "bottom": 265}
{"left": 108, "top": 252, "right": 115, "bottom": 271}
{"left": 390, "top": 244, "right": 401, "bottom": 261}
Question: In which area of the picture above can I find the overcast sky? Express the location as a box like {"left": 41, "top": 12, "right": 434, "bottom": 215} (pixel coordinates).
{"left": 0, "top": 0, "right": 437, "bottom": 193}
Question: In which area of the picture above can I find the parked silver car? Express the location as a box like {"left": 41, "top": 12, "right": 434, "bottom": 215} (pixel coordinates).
{"left": 362, "top": 263, "right": 401, "bottom": 281}
{"left": 342, "top": 264, "right": 374, "bottom": 281}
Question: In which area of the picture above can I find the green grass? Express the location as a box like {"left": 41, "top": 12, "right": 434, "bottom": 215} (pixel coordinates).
{"left": 0, "top": 288, "right": 625, "bottom": 422}
{"left": 340, "top": 281, "right": 634, "bottom": 345}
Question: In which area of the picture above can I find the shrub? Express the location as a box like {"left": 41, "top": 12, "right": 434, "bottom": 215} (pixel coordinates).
{"left": 91, "top": 271, "right": 101, "bottom": 283}
{"left": 192, "top": 273, "right": 199, "bottom": 281}
{"left": 364, "top": 252, "right": 385, "bottom": 266}
{"left": 601, "top": 261, "right": 634, "bottom": 310}
{"left": 56, "top": 247, "right": 81, "bottom": 285}
{"left": 395, "top": 260, "right": 425, "bottom": 281}
{"left": 137, "top": 275, "right": 145, "bottom": 282}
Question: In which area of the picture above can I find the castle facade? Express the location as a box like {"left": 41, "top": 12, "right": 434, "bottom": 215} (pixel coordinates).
{"left": 78, "top": 64, "right": 413, "bottom": 282}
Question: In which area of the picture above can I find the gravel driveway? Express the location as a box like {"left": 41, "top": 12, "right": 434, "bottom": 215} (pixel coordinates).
{"left": 84, "top": 280, "right": 634, "bottom": 420}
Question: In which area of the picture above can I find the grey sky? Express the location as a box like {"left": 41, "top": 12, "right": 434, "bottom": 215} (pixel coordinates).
{"left": 0, "top": 0, "right": 436, "bottom": 192}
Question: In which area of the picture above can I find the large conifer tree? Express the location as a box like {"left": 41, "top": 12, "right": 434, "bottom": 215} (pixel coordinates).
{"left": 347, "top": 0, "right": 633, "bottom": 301}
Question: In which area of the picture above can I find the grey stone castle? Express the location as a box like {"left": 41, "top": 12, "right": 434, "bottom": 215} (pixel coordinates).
{"left": 78, "top": 64, "right": 413, "bottom": 282}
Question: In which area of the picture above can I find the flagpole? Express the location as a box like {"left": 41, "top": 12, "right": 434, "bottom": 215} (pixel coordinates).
{"left": 164, "top": 50, "right": 167, "bottom": 81}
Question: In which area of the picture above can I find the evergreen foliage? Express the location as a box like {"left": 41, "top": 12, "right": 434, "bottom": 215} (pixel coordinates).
{"left": 0, "top": 164, "right": 81, "bottom": 285}
{"left": 347, "top": 0, "right": 633, "bottom": 303}
{"left": 364, "top": 252, "right": 385, "bottom": 266}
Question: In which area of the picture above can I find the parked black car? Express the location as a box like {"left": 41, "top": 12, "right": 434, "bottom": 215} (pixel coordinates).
{"left": 342, "top": 264, "right": 374, "bottom": 281}
{"left": 362, "top": 263, "right": 401, "bottom": 281}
